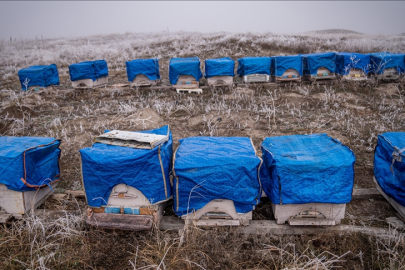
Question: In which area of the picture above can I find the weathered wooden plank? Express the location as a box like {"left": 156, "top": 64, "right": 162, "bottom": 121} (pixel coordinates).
{"left": 386, "top": 217, "right": 405, "bottom": 229}
{"left": 21, "top": 210, "right": 402, "bottom": 238}
{"left": 33, "top": 209, "right": 81, "bottom": 219}
{"left": 0, "top": 213, "right": 12, "bottom": 223}
{"left": 352, "top": 188, "right": 383, "bottom": 200}
{"left": 159, "top": 217, "right": 399, "bottom": 237}
{"left": 190, "top": 219, "right": 240, "bottom": 227}
{"left": 65, "top": 190, "right": 85, "bottom": 198}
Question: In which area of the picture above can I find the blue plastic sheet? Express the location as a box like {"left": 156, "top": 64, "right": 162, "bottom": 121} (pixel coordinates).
{"left": 336, "top": 53, "right": 371, "bottom": 75}
{"left": 173, "top": 137, "right": 262, "bottom": 216}
{"left": 204, "top": 57, "right": 235, "bottom": 78}
{"left": 271, "top": 55, "right": 303, "bottom": 77}
{"left": 301, "top": 52, "right": 336, "bottom": 75}
{"left": 369, "top": 52, "right": 405, "bottom": 75}
{"left": 260, "top": 134, "right": 355, "bottom": 204}
{"left": 80, "top": 126, "right": 172, "bottom": 208}
{"left": 69, "top": 60, "right": 108, "bottom": 81}
{"left": 237, "top": 57, "right": 271, "bottom": 76}
{"left": 0, "top": 137, "right": 61, "bottom": 192}
{"left": 18, "top": 64, "right": 60, "bottom": 90}
{"left": 169, "top": 57, "right": 202, "bottom": 84}
{"left": 374, "top": 132, "right": 405, "bottom": 206}
{"left": 126, "top": 59, "right": 160, "bottom": 82}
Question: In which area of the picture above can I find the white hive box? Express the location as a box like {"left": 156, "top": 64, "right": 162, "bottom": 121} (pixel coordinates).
{"left": 304, "top": 67, "right": 336, "bottom": 81}
{"left": 181, "top": 199, "right": 252, "bottom": 226}
{"left": 273, "top": 69, "right": 301, "bottom": 82}
{"left": 130, "top": 74, "right": 157, "bottom": 87}
{"left": 271, "top": 202, "right": 346, "bottom": 225}
{"left": 72, "top": 77, "right": 108, "bottom": 89}
{"left": 0, "top": 182, "right": 58, "bottom": 222}
{"left": 243, "top": 74, "right": 270, "bottom": 83}
{"left": 207, "top": 76, "right": 234, "bottom": 86}
{"left": 373, "top": 67, "right": 400, "bottom": 81}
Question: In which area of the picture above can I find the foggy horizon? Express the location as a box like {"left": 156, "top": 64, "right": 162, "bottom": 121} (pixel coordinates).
{"left": 1, "top": 1, "right": 405, "bottom": 40}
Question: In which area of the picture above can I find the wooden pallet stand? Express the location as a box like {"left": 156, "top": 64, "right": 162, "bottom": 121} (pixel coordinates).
{"left": 0, "top": 182, "right": 58, "bottom": 222}
{"left": 207, "top": 76, "right": 233, "bottom": 86}
{"left": 181, "top": 199, "right": 252, "bottom": 226}
{"left": 373, "top": 177, "right": 405, "bottom": 220}
{"left": 130, "top": 74, "right": 157, "bottom": 87}
{"left": 271, "top": 202, "right": 346, "bottom": 226}
{"left": 176, "top": 88, "right": 202, "bottom": 94}
{"left": 72, "top": 77, "right": 108, "bottom": 89}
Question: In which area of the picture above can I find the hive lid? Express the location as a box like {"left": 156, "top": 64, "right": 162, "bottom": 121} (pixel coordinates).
{"left": 94, "top": 130, "right": 168, "bottom": 149}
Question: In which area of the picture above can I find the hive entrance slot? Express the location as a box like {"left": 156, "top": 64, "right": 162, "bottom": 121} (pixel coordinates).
{"left": 292, "top": 210, "right": 325, "bottom": 219}
{"left": 202, "top": 212, "right": 232, "bottom": 220}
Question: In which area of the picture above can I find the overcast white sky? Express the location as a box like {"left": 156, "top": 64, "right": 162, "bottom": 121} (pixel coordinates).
{"left": 0, "top": 1, "right": 404, "bottom": 39}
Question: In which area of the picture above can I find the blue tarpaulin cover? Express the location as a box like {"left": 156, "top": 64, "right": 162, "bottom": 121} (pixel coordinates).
{"left": 237, "top": 57, "right": 271, "bottom": 76}
{"left": 18, "top": 64, "right": 60, "bottom": 90}
{"left": 80, "top": 126, "right": 172, "bottom": 208}
{"left": 260, "top": 134, "right": 355, "bottom": 204}
{"left": 336, "top": 53, "right": 371, "bottom": 75}
{"left": 271, "top": 55, "right": 303, "bottom": 77}
{"left": 369, "top": 52, "right": 405, "bottom": 75}
{"left": 173, "top": 137, "right": 262, "bottom": 216}
{"left": 301, "top": 52, "right": 336, "bottom": 75}
{"left": 204, "top": 57, "right": 235, "bottom": 78}
{"left": 126, "top": 59, "right": 160, "bottom": 82}
{"left": 69, "top": 60, "right": 108, "bottom": 81}
{"left": 169, "top": 57, "right": 202, "bottom": 84}
{"left": 374, "top": 132, "right": 405, "bottom": 206}
{"left": 0, "top": 137, "right": 61, "bottom": 192}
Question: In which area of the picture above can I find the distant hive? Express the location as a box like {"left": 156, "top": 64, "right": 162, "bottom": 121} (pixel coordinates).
{"left": 204, "top": 57, "right": 235, "bottom": 86}
{"left": 237, "top": 57, "right": 271, "bottom": 83}
{"left": 335, "top": 52, "right": 370, "bottom": 81}
{"left": 301, "top": 52, "right": 336, "bottom": 82}
{"left": 369, "top": 52, "right": 405, "bottom": 81}
{"left": 271, "top": 55, "right": 302, "bottom": 83}
{"left": 69, "top": 60, "right": 108, "bottom": 89}
{"left": 18, "top": 64, "right": 60, "bottom": 91}
{"left": 126, "top": 58, "right": 160, "bottom": 87}
{"left": 169, "top": 57, "right": 202, "bottom": 90}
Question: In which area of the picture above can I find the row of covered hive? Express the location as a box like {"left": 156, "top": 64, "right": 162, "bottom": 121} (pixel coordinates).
{"left": 1, "top": 128, "right": 404, "bottom": 228}
{"left": 17, "top": 52, "right": 405, "bottom": 90}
